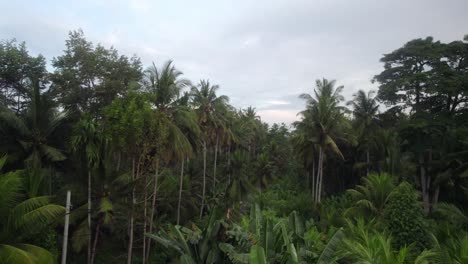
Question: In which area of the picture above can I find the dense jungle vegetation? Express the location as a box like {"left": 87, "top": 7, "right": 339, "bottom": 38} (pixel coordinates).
{"left": 0, "top": 31, "right": 468, "bottom": 263}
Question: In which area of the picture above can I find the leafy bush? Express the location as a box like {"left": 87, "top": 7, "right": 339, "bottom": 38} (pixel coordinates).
{"left": 254, "top": 186, "right": 313, "bottom": 218}
{"left": 383, "top": 182, "right": 430, "bottom": 251}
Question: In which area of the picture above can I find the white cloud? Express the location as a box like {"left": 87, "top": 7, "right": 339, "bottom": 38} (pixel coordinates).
{"left": 1, "top": 0, "right": 467, "bottom": 124}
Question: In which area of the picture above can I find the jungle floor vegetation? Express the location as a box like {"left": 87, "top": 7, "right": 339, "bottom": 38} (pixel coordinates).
{"left": 0, "top": 31, "right": 468, "bottom": 263}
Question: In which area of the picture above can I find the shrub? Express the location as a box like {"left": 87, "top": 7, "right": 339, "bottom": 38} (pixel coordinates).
{"left": 383, "top": 182, "right": 430, "bottom": 251}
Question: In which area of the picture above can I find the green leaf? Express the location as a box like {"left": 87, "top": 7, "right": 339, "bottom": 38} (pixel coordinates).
{"left": 249, "top": 245, "right": 267, "bottom": 264}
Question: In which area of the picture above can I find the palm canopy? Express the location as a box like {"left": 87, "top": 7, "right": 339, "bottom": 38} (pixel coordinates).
{"left": 347, "top": 90, "right": 379, "bottom": 130}
{"left": 297, "top": 78, "right": 347, "bottom": 159}
{"left": 0, "top": 79, "right": 67, "bottom": 167}
{"left": 0, "top": 156, "right": 65, "bottom": 264}
{"left": 190, "top": 79, "right": 229, "bottom": 127}
{"left": 345, "top": 173, "right": 396, "bottom": 217}
{"left": 142, "top": 60, "right": 191, "bottom": 110}
{"left": 142, "top": 60, "right": 198, "bottom": 160}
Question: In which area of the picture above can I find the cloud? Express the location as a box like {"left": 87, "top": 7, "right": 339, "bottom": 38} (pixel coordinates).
{"left": 1, "top": 0, "right": 467, "bottom": 124}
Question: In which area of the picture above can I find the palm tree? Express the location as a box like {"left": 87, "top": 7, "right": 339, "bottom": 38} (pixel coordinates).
{"left": 69, "top": 148, "right": 133, "bottom": 264}
{"left": 431, "top": 233, "right": 468, "bottom": 264}
{"left": 253, "top": 152, "right": 275, "bottom": 191}
{"left": 297, "top": 78, "right": 347, "bottom": 202}
{"left": 0, "top": 156, "right": 65, "bottom": 264}
{"left": 291, "top": 130, "right": 317, "bottom": 197}
{"left": 71, "top": 116, "right": 105, "bottom": 264}
{"left": 347, "top": 90, "right": 379, "bottom": 176}
{"left": 0, "top": 79, "right": 67, "bottom": 192}
{"left": 345, "top": 173, "right": 396, "bottom": 218}
{"left": 141, "top": 60, "right": 197, "bottom": 262}
{"left": 226, "top": 150, "right": 256, "bottom": 204}
{"left": 239, "top": 107, "right": 263, "bottom": 158}
{"left": 190, "top": 79, "right": 229, "bottom": 218}
{"left": 341, "top": 219, "right": 434, "bottom": 264}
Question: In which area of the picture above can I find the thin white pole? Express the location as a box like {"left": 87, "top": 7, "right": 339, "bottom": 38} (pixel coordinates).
{"left": 61, "top": 190, "right": 71, "bottom": 264}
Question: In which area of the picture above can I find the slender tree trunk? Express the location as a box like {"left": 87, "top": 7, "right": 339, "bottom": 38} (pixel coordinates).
{"left": 213, "top": 134, "right": 219, "bottom": 191}
{"left": 87, "top": 170, "right": 92, "bottom": 264}
{"left": 200, "top": 140, "right": 207, "bottom": 219}
{"left": 177, "top": 158, "right": 185, "bottom": 225}
{"left": 127, "top": 159, "right": 136, "bottom": 264}
{"left": 432, "top": 185, "right": 440, "bottom": 208}
{"left": 142, "top": 170, "right": 148, "bottom": 264}
{"left": 117, "top": 152, "right": 121, "bottom": 171}
{"left": 366, "top": 148, "right": 370, "bottom": 177}
{"left": 90, "top": 221, "right": 101, "bottom": 264}
{"left": 317, "top": 148, "right": 324, "bottom": 203}
{"left": 227, "top": 145, "right": 231, "bottom": 187}
{"left": 312, "top": 158, "right": 316, "bottom": 195}
{"left": 419, "top": 153, "right": 430, "bottom": 214}
{"left": 311, "top": 160, "right": 316, "bottom": 202}
{"left": 146, "top": 160, "right": 159, "bottom": 261}
{"left": 61, "top": 191, "right": 71, "bottom": 264}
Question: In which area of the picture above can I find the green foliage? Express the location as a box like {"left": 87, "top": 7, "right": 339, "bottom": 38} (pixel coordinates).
{"left": 383, "top": 182, "right": 430, "bottom": 251}
{"left": 0, "top": 39, "right": 47, "bottom": 112}
{"left": 1, "top": 31, "right": 468, "bottom": 264}
{"left": 346, "top": 173, "right": 396, "bottom": 218}
{"left": 0, "top": 156, "right": 64, "bottom": 263}
{"left": 255, "top": 186, "right": 313, "bottom": 218}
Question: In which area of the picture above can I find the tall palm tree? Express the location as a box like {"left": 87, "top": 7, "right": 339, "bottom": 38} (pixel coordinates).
{"left": 141, "top": 61, "right": 197, "bottom": 262}
{"left": 190, "top": 79, "right": 229, "bottom": 218}
{"left": 227, "top": 150, "right": 256, "bottom": 204}
{"left": 0, "top": 156, "right": 65, "bottom": 264}
{"left": 71, "top": 116, "right": 105, "bottom": 264}
{"left": 347, "top": 90, "right": 379, "bottom": 176}
{"left": 239, "top": 107, "right": 263, "bottom": 158}
{"left": 69, "top": 147, "right": 133, "bottom": 264}
{"left": 297, "top": 78, "right": 347, "bottom": 202}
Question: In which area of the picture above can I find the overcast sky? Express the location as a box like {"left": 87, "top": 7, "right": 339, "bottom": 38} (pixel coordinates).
{"left": 1, "top": 0, "right": 467, "bottom": 124}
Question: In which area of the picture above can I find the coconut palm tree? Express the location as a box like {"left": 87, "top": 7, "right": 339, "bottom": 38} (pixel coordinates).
{"left": 190, "top": 80, "right": 229, "bottom": 218}
{"left": 347, "top": 90, "right": 379, "bottom": 176}
{"left": 141, "top": 61, "right": 197, "bottom": 262}
{"left": 226, "top": 150, "right": 256, "bottom": 204}
{"left": 0, "top": 79, "right": 67, "bottom": 191}
{"left": 0, "top": 156, "right": 65, "bottom": 264}
{"left": 297, "top": 78, "right": 347, "bottom": 202}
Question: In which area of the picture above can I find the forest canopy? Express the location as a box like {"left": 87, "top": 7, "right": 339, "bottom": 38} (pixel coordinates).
{"left": 0, "top": 30, "right": 467, "bottom": 263}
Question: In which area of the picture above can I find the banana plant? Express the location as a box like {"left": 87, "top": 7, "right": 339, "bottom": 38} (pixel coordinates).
{"left": 146, "top": 209, "right": 225, "bottom": 263}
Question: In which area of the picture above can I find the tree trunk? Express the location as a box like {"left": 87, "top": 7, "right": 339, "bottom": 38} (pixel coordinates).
{"left": 227, "top": 145, "right": 231, "bottom": 187}
{"left": 366, "top": 148, "right": 370, "bottom": 177}
{"left": 87, "top": 170, "right": 92, "bottom": 264}
{"left": 312, "top": 159, "right": 316, "bottom": 202}
{"left": 317, "top": 148, "right": 324, "bottom": 203}
{"left": 142, "top": 169, "right": 148, "bottom": 264}
{"left": 90, "top": 221, "right": 101, "bottom": 264}
{"left": 146, "top": 160, "right": 159, "bottom": 261}
{"left": 432, "top": 185, "right": 440, "bottom": 208}
{"left": 213, "top": 134, "right": 219, "bottom": 191}
{"left": 117, "top": 152, "right": 121, "bottom": 171}
{"left": 61, "top": 191, "right": 71, "bottom": 264}
{"left": 200, "top": 140, "right": 207, "bottom": 219}
{"left": 127, "top": 158, "right": 136, "bottom": 264}
{"left": 419, "top": 154, "right": 430, "bottom": 214}
{"left": 177, "top": 158, "right": 185, "bottom": 225}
